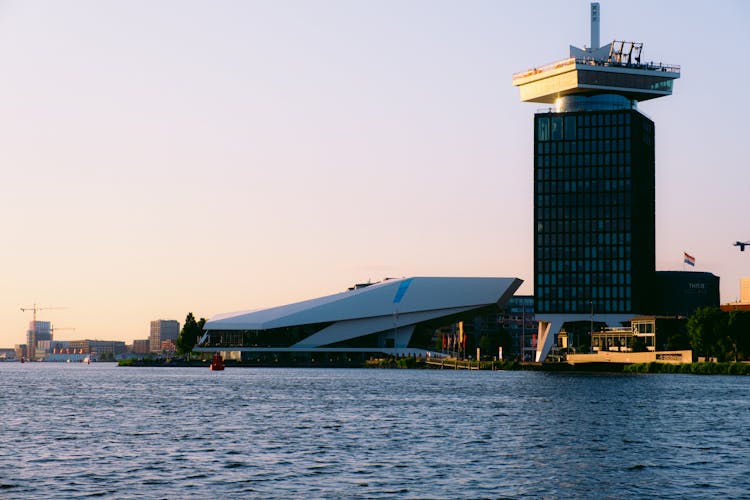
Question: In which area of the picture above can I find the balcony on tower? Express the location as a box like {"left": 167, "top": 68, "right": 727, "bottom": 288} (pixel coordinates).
{"left": 512, "top": 40, "right": 680, "bottom": 109}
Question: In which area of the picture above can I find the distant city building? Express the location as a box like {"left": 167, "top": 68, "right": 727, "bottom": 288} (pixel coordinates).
{"left": 161, "top": 339, "right": 176, "bottom": 353}
{"left": 721, "top": 277, "right": 750, "bottom": 312}
{"left": 35, "top": 340, "right": 55, "bottom": 360}
{"left": 14, "top": 344, "right": 27, "bottom": 360}
{"left": 43, "top": 339, "right": 127, "bottom": 361}
{"left": 26, "top": 320, "right": 51, "bottom": 361}
{"left": 132, "top": 339, "right": 150, "bottom": 355}
{"left": 88, "top": 340, "right": 127, "bottom": 356}
{"left": 721, "top": 303, "right": 750, "bottom": 313}
{"left": 651, "top": 271, "right": 720, "bottom": 316}
{"left": 0, "top": 348, "right": 16, "bottom": 360}
{"left": 50, "top": 340, "right": 71, "bottom": 352}
{"left": 498, "top": 295, "right": 538, "bottom": 360}
{"left": 69, "top": 340, "right": 92, "bottom": 354}
{"left": 741, "top": 277, "right": 750, "bottom": 304}
{"left": 150, "top": 320, "right": 180, "bottom": 353}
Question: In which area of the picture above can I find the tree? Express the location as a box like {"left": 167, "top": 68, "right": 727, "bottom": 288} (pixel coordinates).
{"left": 663, "top": 320, "right": 690, "bottom": 351}
{"left": 99, "top": 351, "right": 115, "bottom": 362}
{"left": 176, "top": 312, "right": 207, "bottom": 355}
{"left": 478, "top": 328, "right": 512, "bottom": 359}
{"left": 687, "top": 306, "right": 729, "bottom": 361}
{"left": 728, "top": 310, "right": 750, "bottom": 361}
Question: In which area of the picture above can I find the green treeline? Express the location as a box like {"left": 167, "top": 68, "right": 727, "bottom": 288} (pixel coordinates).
{"left": 624, "top": 361, "right": 750, "bottom": 375}
{"left": 687, "top": 307, "right": 750, "bottom": 362}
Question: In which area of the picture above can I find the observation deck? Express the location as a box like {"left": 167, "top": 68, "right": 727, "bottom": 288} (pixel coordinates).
{"left": 512, "top": 41, "right": 680, "bottom": 105}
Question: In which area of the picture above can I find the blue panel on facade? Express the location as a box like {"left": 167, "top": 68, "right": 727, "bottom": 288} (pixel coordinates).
{"left": 393, "top": 279, "right": 413, "bottom": 304}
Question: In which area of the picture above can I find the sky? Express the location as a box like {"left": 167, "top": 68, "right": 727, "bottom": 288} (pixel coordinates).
{"left": 1, "top": 0, "right": 748, "bottom": 346}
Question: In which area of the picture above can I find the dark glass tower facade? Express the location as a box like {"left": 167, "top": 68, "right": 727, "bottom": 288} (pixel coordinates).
{"left": 533, "top": 106, "right": 655, "bottom": 315}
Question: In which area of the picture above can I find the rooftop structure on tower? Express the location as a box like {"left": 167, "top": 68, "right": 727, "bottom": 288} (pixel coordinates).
{"left": 512, "top": 2, "right": 680, "bottom": 110}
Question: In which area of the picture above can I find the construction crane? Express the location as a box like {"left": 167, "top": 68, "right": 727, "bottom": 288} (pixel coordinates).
{"left": 20, "top": 304, "right": 66, "bottom": 361}
{"left": 49, "top": 325, "right": 75, "bottom": 339}
{"left": 50, "top": 326, "right": 75, "bottom": 336}
{"left": 735, "top": 241, "right": 750, "bottom": 252}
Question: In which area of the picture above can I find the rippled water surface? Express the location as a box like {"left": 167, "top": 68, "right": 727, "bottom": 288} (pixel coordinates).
{"left": 1, "top": 363, "right": 748, "bottom": 498}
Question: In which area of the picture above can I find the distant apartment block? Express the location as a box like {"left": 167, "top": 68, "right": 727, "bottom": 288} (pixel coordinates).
{"left": 14, "top": 344, "right": 27, "bottom": 360}
{"left": 132, "top": 339, "right": 150, "bottom": 355}
{"left": 39, "top": 339, "right": 128, "bottom": 361}
{"left": 0, "top": 348, "right": 16, "bottom": 360}
{"left": 161, "top": 339, "right": 176, "bottom": 353}
{"left": 150, "top": 320, "right": 180, "bottom": 352}
{"left": 88, "top": 340, "right": 127, "bottom": 355}
{"left": 722, "top": 277, "right": 750, "bottom": 313}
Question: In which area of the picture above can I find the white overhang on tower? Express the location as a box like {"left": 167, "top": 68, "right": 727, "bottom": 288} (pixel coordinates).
{"left": 511, "top": 2, "right": 679, "bottom": 105}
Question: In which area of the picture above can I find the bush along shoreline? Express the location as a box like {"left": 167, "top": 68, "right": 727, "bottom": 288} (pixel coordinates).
{"left": 117, "top": 356, "right": 750, "bottom": 375}
{"left": 623, "top": 361, "right": 750, "bottom": 375}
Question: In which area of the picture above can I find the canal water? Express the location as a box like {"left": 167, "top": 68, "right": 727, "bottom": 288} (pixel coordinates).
{"left": 1, "top": 363, "right": 748, "bottom": 498}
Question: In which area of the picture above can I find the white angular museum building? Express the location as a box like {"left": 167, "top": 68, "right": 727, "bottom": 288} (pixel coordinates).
{"left": 194, "top": 276, "right": 522, "bottom": 360}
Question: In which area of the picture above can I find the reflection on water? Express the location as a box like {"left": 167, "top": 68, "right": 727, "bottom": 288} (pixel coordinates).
{"left": 1, "top": 363, "right": 748, "bottom": 498}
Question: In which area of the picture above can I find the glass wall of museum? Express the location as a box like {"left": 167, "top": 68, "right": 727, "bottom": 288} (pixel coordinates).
{"left": 203, "top": 323, "right": 333, "bottom": 348}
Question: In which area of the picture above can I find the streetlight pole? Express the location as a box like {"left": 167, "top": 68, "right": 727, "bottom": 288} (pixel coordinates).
{"left": 521, "top": 302, "right": 525, "bottom": 362}
{"left": 589, "top": 300, "right": 594, "bottom": 351}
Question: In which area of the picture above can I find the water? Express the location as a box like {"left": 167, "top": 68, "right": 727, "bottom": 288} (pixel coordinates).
{"left": 1, "top": 363, "right": 748, "bottom": 499}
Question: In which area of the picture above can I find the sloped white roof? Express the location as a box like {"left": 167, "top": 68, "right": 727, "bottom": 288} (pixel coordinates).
{"left": 205, "top": 277, "right": 522, "bottom": 331}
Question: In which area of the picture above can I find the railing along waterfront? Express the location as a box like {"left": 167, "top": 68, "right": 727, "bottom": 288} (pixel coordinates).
{"left": 425, "top": 358, "right": 483, "bottom": 370}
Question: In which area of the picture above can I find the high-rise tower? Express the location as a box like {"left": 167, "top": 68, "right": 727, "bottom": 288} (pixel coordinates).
{"left": 26, "top": 320, "right": 51, "bottom": 361}
{"left": 512, "top": 3, "right": 680, "bottom": 361}
{"left": 149, "top": 319, "right": 180, "bottom": 353}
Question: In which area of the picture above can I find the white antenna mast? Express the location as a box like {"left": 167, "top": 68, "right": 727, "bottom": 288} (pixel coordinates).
{"left": 591, "top": 2, "right": 600, "bottom": 50}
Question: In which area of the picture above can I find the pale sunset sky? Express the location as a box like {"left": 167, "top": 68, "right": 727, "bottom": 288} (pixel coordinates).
{"left": 1, "top": 0, "right": 748, "bottom": 346}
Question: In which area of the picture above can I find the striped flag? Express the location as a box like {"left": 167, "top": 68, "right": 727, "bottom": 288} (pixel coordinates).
{"left": 684, "top": 252, "right": 695, "bottom": 267}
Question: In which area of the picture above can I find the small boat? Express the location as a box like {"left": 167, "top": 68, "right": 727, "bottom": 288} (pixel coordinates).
{"left": 210, "top": 353, "right": 224, "bottom": 371}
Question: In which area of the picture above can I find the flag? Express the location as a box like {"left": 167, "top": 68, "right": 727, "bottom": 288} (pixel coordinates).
{"left": 684, "top": 252, "right": 695, "bottom": 267}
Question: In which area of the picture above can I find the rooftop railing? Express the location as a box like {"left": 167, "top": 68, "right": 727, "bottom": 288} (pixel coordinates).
{"left": 575, "top": 57, "right": 680, "bottom": 74}
{"left": 513, "top": 57, "right": 680, "bottom": 80}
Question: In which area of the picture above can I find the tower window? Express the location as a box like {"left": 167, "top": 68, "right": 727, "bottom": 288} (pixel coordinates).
{"left": 565, "top": 116, "right": 577, "bottom": 140}
{"left": 551, "top": 117, "right": 563, "bottom": 140}
{"left": 538, "top": 118, "right": 550, "bottom": 141}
